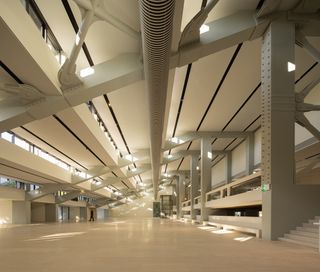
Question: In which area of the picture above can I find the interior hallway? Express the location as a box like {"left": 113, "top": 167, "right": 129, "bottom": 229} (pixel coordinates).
{"left": 0, "top": 218, "right": 319, "bottom": 272}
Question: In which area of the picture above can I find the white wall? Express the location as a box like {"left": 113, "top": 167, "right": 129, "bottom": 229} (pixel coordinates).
{"left": 211, "top": 158, "right": 226, "bottom": 186}
{"left": 96, "top": 208, "right": 107, "bottom": 220}
{"left": 0, "top": 199, "right": 12, "bottom": 224}
{"left": 12, "top": 201, "right": 31, "bottom": 224}
{"left": 0, "top": 186, "right": 25, "bottom": 200}
{"left": 254, "top": 129, "right": 261, "bottom": 166}
{"left": 231, "top": 141, "right": 246, "bottom": 177}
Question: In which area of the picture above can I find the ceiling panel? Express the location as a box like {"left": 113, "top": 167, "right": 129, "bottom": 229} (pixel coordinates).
{"left": 176, "top": 46, "right": 236, "bottom": 135}
{"left": 86, "top": 20, "right": 139, "bottom": 65}
{"left": 200, "top": 39, "right": 261, "bottom": 131}
{"left": 107, "top": 80, "right": 149, "bottom": 151}
{"left": 224, "top": 90, "right": 261, "bottom": 132}
{"left": 181, "top": 0, "right": 258, "bottom": 30}
{"left": 166, "top": 65, "right": 188, "bottom": 139}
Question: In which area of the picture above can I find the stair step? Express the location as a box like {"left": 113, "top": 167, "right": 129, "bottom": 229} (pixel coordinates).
{"left": 302, "top": 222, "right": 319, "bottom": 229}
{"left": 291, "top": 230, "right": 319, "bottom": 238}
{"left": 279, "top": 237, "right": 318, "bottom": 249}
{"left": 297, "top": 226, "right": 319, "bottom": 233}
{"left": 309, "top": 219, "right": 320, "bottom": 224}
{"left": 284, "top": 233, "right": 318, "bottom": 244}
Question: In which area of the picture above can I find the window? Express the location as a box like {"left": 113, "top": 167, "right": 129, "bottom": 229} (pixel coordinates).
{"left": 1, "top": 132, "right": 13, "bottom": 142}
{"left": 15, "top": 137, "right": 30, "bottom": 151}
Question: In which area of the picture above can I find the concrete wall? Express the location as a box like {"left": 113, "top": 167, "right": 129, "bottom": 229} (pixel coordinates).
{"left": 12, "top": 200, "right": 31, "bottom": 224}
{"left": 0, "top": 199, "right": 12, "bottom": 224}
{"left": 69, "top": 207, "right": 80, "bottom": 221}
{"left": 31, "top": 203, "right": 46, "bottom": 223}
{"left": 45, "top": 204, "right": 57, "bottom": 222}
{"left": 0, "top": 186, "right": 25, "bottom": 200}
{"left": 211, "top": 158, "right": 226, "bottom": 187}
{"left": 254, "top": 129, "right": 261, "bottom": 166}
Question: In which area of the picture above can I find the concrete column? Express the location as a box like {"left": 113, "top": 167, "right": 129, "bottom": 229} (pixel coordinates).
{"left": 178, "top": 174, "right": 185, "bottom": 219}
{"left": 245, "top": 133, "right": 255, "bottom": 175}
{"left": 225, "top": 152, "right": 232, "bottom": 183}
{"left": 261, "top": 19, "right": 295, "bottom": 240}
{"left": 190, "top": 155, "right": 199, "bottom": 220}
{"left": 200, "top": 137, "right": 212, "bottom": 222}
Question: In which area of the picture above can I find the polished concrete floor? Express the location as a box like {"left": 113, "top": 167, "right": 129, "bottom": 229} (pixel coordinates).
{"left": 0, "top": 218, "right": 319, "bottom": 272}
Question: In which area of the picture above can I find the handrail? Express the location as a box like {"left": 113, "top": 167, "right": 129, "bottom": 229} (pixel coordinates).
{"left": 206, "top": 172, "right": 261, "bottom": 201}
{"left": 182, "top": 200, "right": 191, "bottom": 207}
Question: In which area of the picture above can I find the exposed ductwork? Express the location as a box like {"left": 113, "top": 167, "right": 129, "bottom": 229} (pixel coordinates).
{"left": 139, "top": 0, "right": 175, "bottom": 199}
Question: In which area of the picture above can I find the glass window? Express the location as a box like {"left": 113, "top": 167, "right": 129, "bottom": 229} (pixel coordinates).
{"left": 1, "top": 132, "right": 13, "bottom": 142}
{"left": 15, "top": 137, "right": 30, "bottom": 151}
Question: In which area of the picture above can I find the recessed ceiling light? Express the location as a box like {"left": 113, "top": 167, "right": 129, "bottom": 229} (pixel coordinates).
{"left": 167, "top": 154, "right": 173, "bottom": 159}
{"left": 207, "top": 152, "right": 213, "bottom": 159}
{"left": 80, "top": 67, "right": 95, "bottom": 78}
{"left": 287, "top": 62, "right": 295, "bottom": 72}
{"left": 170, "top": 137, "right": 179, "bottom": 143}
{"left": 200, "top": 24, "right": 210, "bottom": 34}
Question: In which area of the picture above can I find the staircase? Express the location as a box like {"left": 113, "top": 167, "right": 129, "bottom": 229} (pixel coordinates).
{"left": 279, "top": 216, "right": 320, "bottom": 249}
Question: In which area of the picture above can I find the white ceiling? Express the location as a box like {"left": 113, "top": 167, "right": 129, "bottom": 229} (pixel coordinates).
{"left": 1, "top": 0, "right": 320, "bottom": 192}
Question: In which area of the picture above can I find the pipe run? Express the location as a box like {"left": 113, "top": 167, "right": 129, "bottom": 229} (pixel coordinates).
{"left": 139, "top": 0, "right": 175, "bottom": 199}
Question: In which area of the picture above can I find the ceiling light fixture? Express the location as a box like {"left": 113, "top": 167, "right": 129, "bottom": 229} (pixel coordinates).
{"left": 287, "top": 62, "right": 295, "bottom": 72}
{"left": 207, "top": 152, "right": 213, "bottom": 159}
{"left": 124, "top": 154, "right": 138, "bottom": 162}
{"left": 200, "top": 24, "right": 210, "bottom": 34}
{"left": 170, "top": 137, "right": 179, "bottom": 143}
{"left": 80, "top": 67, "right": 95, "bottom": 78}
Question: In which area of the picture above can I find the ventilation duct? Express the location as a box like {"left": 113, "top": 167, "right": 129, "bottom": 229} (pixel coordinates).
{"left": 139, "top": 0, "right": 175, "bottom": 199}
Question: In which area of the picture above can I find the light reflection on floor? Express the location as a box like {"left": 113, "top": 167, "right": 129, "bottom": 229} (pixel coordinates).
{"left": 25, "top": 231, "right": 85, "bottom": 242}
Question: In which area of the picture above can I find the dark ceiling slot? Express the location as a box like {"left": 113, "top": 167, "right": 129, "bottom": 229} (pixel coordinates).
{"left": 165, "top": 63, "right": 192, "bottom": 173}
{"left": 172, "top": 64, "right": 192, "bottom": 138}
{"left": 20, "top": 126, "right": 88, "bottom": 170}
{"left": 256, "top": 0, "right": 265, "bottom": 11}
{"left": 103, "top": 95, "right": 143, "bottom": 184}
{"left": 103, "top": 95, "right": 131, "bottom": 155}
{"left": 61, "top": 0, "right": 94, "bottom": 66}
{"left": 0, "top": 61, "right": 23, "bottom": 84}
{"left": 295, "top": 62, "right": 318, "bottom": 84}
{"left": 53, "top": 114, "right": 106, "bottom": 166}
